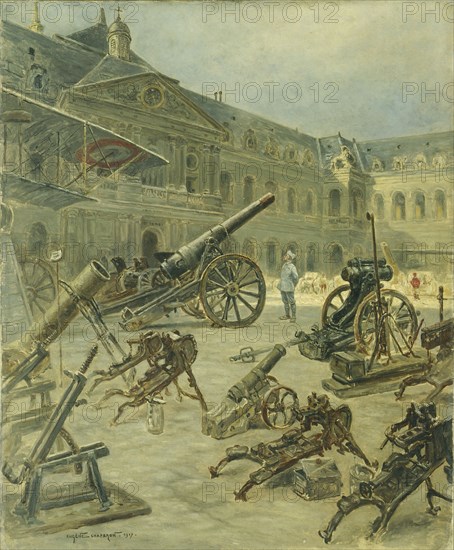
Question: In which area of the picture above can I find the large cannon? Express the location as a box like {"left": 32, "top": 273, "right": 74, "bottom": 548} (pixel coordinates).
{"left": 117, "top": 193, "right": 275, "bottom": 331}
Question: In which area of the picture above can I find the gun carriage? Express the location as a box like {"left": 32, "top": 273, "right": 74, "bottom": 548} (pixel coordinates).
{"left": 320, "top": 402, "right": 452, "bottom": 543}
{"left": 100, "top": 194, "right": 274, "bottom": 331}
{"left": 208, "top": 391, "right": 370, "bottom": 501}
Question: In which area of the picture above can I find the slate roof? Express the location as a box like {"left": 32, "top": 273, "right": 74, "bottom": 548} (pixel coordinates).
{"left": 356, "top": 131, "right": 454, "bottom": 172}
{"left": 0, "top": 19, "right": 103, "bottom": 101}
{"left": 183, "top": 88, "right": 320, "bottom": 163}
{"left": 75, "top": 55, "right": 151, "bottom": 86}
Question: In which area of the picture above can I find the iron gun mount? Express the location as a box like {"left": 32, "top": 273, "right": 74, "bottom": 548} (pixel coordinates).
{"left": 2, "top": 346, "right": 114, "bottom": 523}
{"left": 113, "top": 194, "right": 274, "bottom": 331}
{"left": 319, "top": 402, "right": 452, "bottom": 543}
{"left": 203, "top": 344, "right": 286, "bottom": 439}
{"left": 91, "top": 330, "right": 206, "bottom": 425}
{"left": 208, "top": 391, "right": 371, "bottom": 501}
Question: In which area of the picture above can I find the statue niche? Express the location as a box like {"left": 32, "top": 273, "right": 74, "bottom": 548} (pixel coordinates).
{"left": 264, "top": 136, "right": 281, "bottom": 160}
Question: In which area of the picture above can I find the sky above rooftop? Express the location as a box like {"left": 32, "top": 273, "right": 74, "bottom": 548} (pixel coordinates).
{"left": 5, "top": 0, "right": 453, "bottom": 140}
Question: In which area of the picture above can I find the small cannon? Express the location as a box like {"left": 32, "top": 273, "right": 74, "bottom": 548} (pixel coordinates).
{"left": 203, "top": 344, "right": 286, "bottom": 439}
{"left": 115, "top": 194, "right": 274, "bottom": 331}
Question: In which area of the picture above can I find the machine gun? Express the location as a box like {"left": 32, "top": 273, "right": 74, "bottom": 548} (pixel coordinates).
{"left": 114, "top": 194, "right": 275, "bottom": 331}
{"left": 92, "top": 330, "right": 206, "bottom": 425}
{"left": 319, "top": 402, "right": 452, "bottom": 543}
{"left": 208, "top": 391, "right": 371, "bottom": 501}
{"left": 2, "top": 345, "right": 114, "bottom": 523}
{"left": 203, "top": 345, "right": 286, "bottom": 438}
{"left": 394, "top": 286, "right": 453, "bottom": 401}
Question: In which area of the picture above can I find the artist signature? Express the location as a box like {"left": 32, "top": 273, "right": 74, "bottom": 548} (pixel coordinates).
{"left": 66, "top": 531, "right": 136, "bottom": 543}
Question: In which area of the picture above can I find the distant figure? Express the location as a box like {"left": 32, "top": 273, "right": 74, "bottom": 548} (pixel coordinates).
{"left": 278, "top": 250, "right": 299, "bottom": 321}
{"left": 319, "top": 273, "right": 327, "bottom": 295}
{"left": 410, "top": 272, "right": 421, "bottom": 300}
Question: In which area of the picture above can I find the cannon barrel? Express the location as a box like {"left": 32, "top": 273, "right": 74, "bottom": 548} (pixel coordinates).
{"left": 340, "top": 257, "right": 393, "bottom": 285}
{"left": 227, "top": 344, "right": 286, "bottom": 404}
{"left": 160, "top": 193, "right": 275, "bottom": 280}
{"left": 3, "top": 260, "right": 110, "bottom": 377}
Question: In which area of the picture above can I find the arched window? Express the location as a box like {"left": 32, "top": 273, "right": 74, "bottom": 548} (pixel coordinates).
{"left": 351, "top": 189, "right": 363, "bottom": 218}
{"left": 414, "top": 192, "right": 425, "bottom": 220}
{"left": 242, "top": 238, "right": 260, "bottom": 261}
{"left": 287, "top": 188, "right": 296, "bottom": 213}
{"left": 266, "top": 241, "right": 278, "bottom": 273}
{"left": 435, "top": 190, "right": 446, "bottom": 219}
{"left": 374, "top": 195, "right": 385, "bottom": 220}
{"left": 243, "top": 176, "right": 254, "bottom": 205}
{"left": 220, "top": 171, "right": 231, "bottom": 202}
{"left": 305, "top": 191, "right": 314, "bottom": 215}
{"left": 306, "top": 243, "right": 318, "bottom": 272}
{"left": 329, "top": 189, "right": 341, "bottom": 216}
{"left": 392, "top": 192, "right": 406, "bottom": 220}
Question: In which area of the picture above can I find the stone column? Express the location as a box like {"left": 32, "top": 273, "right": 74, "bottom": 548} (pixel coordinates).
{"left": 177, "top": 136, "right": 187, "bottom": 191}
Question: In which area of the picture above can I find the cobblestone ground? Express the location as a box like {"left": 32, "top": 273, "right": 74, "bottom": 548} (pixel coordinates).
{"left": 2, "top": 292, "right": 452, "bottom": 550}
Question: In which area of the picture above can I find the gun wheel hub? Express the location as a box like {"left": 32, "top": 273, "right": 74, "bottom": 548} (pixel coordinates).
{"left": 226, "top": 282, "right": 240, "bottom": 297}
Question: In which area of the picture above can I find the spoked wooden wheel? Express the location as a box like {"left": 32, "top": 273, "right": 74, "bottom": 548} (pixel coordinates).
{"left": 354, "top": 289, "right": 418, "bottom": 356}
{"left": 181, "top": 298, "right": 206, "bottom": 319}
{"left": 19, "top": 258, "right": 57, "bottom": 318}
{"left": 261, "top": 385, "right": 299, "bottom": 429}
{"left": 199, "top": 254, "right": 266, "bottom": 328}
{"left": 321, "top": 284, "right": 350, "bottom": 327}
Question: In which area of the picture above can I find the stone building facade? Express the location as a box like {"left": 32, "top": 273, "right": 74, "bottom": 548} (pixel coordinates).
{"left": 1, "top": 11, "right": 452, "bottom": 279}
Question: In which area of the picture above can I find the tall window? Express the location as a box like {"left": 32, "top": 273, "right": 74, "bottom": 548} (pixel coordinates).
{"left": 287, "top": 188, "right": 296, "bottom": 213}
{"left": 374, "top": 194, "right": 385, "bottom": 219}
{"left": 220, "top": 171, "right": 231, "bottom": 202}
{"left": 266, "top": 242, "right": 277, "bottom": 272}
{"left": 392, "top": 192, "right": 406, "bottom": 220}
{"left": 329, "top": 189, "right": 341, "bottom": 216}
{"left": 435, "top": 190, "right": 446, "bottom": 219}
{"left": 351, "top": 189, "right": 363, "bottom": 218}
{"left": 305, "top": 190, "right": 314, "bottom": 215}
{"left": 243, "top": 176, "right": 254, "bottom": 205}
{"left": 414, "top": 192, "right": 425, "bottom": 220}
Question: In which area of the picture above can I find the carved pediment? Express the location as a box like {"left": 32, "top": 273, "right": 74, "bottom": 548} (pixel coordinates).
{"left": 74, "top": 74, "right": 223, "bottom": 133}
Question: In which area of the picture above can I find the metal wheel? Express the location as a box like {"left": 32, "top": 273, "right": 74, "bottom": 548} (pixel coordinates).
{"left": 199, "top": 254, "right": 266, "bottom": 328}
{"left": 19, "top": 258, "right": 57, "bottom": 318}
{"left": 151, "top": 269, "right": 171, "bottom": 288}
{"left": 137, "top": 269, "right": 156, "bottom": 291}
{"left": 321, "top": 284, "right": 350, "bottom": 327}
{"left": 354, "top": 289, "right": 418, "bottom": 356}
{"left": 181, "top": 298, "right": 206, "bottom": 319}
{"left": 261, "top": 385, "right": 299, "bottom": 429}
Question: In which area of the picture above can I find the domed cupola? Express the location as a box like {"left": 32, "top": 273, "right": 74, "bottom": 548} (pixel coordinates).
{"left": 108, "top": 6, "right": 131, "bottom": 61}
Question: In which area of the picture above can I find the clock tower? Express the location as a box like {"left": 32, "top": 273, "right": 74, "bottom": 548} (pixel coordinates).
{"left": 108, "top": 6, "right": 131, "bottom": 61}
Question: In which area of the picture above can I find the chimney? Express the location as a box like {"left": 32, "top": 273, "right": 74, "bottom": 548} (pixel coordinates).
{"left": 214, "top": 92, "right": 218, "bottom": 101}
{"left": 219, "top": 91, "right": 223, "bottom": 103}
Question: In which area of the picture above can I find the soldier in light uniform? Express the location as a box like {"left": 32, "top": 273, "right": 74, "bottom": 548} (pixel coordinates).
{"left": 278, "top": 250, "right": 299, "bottom": 321}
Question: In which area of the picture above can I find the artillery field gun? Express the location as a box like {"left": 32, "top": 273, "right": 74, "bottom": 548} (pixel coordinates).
{"left": 203, "top": 345, "right": 286, "bottom": 439}
{"left": 101, "top": 194, "right": 274, "bottom": 330}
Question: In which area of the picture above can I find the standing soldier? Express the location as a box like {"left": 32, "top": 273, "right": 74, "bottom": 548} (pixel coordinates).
{"left": 278, "top": 250, "right": 299, "bottom": 321}
{"left": 410, "top": 272, "right": 421, "bottom": 300}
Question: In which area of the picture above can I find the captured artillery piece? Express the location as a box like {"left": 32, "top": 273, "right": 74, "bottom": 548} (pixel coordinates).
{"left": 209, "top": 391, "right": 371, "bottom": 501}
{"left": 90, "top": 330, "right": 206, "bottom": 425}
{"left": 114, "top": 193, "right": 274, "bottom": 331}
{"left": 203, "top": 345, "right": 286, "bottom": 439}
{"left": 319, "top": 402, "right": 452, "bottom": 543}
{"left": 322, "top": 212, "right": 425, "bottom": 397}
{"left": 2, "top": 346, "right": 150, "bottom": 527}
